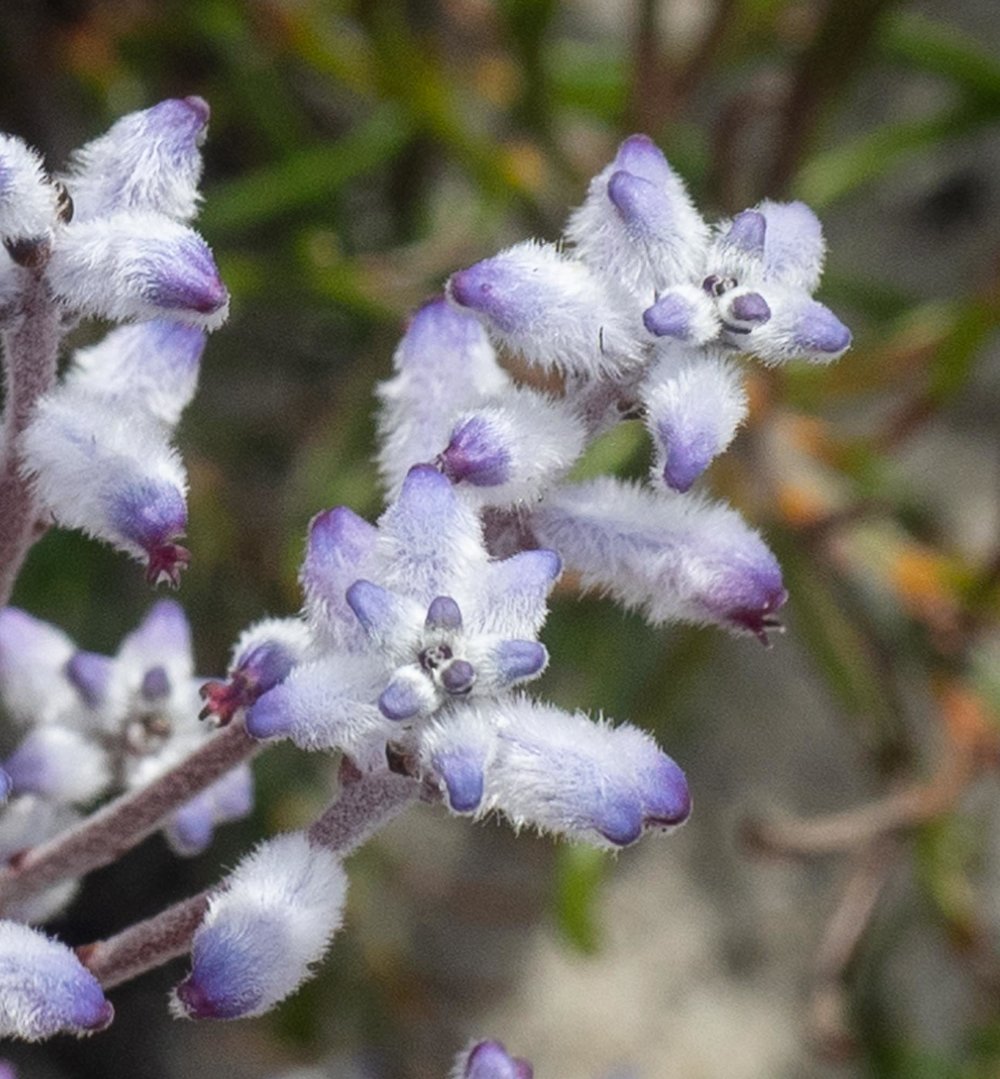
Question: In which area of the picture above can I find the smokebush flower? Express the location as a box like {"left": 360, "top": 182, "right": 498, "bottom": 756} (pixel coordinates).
{"left": 0, "top": 97, "right": 227, "bottom": 328}
{"left": 172, "top": 832, "right": 346, "bottom": 1020}
{"left": 0, "top": 921, "right": 113, "bottom": 1040}
{"left": 442, "top": 133, "right": 850, "bottom": 497}
{"left": 453, "top": 1040, "right": 533, "bottom": 1079}
{"left": 22, "top": 319, "right": 207, "bottom": 586}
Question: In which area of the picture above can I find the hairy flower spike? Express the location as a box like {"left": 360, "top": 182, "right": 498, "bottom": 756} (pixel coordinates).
{"left": 0, "top": 921, "right": 113, "bottom": 1041}
{"left": 0, "top": 136, "right": 58, "bottom": 246}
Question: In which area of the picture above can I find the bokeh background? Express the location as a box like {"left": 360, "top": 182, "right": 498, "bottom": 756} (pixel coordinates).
{"left": 3, "top": 0, "right": 1000, "bottom": 1076}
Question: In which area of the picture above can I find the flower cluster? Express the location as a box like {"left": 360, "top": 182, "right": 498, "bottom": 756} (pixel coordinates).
{"left": 0, "top": 601, "right": 253, "bottom": 875}
{"left": 0, "top": 98, "right": 228, "bottom": 586}
{"left": 0, "top": 117, "right": 851, "bottom": 1047}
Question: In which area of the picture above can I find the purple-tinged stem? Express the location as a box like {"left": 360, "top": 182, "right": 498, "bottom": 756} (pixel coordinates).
{"left": 306, "top": 763, "right": 419, "bottom": 855}
{"left": 0, "top": 719, "right": 260, "bottom": 916}
{"left": 79, "top": 890, "right": 211, "bottom": 990}
{"left": 0, "top": 271, "right": 60, "bottom": 605}
{"left": 78, "top": 766, "right": 419, "bottom": 990}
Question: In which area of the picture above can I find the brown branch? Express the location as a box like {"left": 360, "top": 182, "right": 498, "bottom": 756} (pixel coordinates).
{"left": 0, "top": 719, "right": 260, "bottom": 916}
{"left": 0, "top": 270, "right": 61, "bottom": 606}
{"left": 77, "top": 764, "right": 420, "bottom": 990}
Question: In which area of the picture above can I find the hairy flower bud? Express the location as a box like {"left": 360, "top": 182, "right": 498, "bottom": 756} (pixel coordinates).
{"left": 172, "top": 832, "right": 346, "bottom": 1020}
{"left": 452, "top": 1040, "right": 534, "bottom": 1079}
{"left": 0, "top": 921, "right": 113, "bottom": 1041}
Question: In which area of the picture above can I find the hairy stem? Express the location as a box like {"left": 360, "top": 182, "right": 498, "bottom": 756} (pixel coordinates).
{"left": 0, "top": 720, "right": 260, "bottom": 916}
{"left": 0, "top": 271, "right": 60, "bottom": 605}
{"left": 79, "top": 766, "right": 420, "bottom": 989}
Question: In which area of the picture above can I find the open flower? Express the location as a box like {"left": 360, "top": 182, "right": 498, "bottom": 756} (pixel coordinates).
{"left": 208, "top": 465, "right": 689, "bottom": 849}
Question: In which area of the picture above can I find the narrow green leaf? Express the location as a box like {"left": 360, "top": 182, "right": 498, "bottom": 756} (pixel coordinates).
{"left": 201, "top": 106, "right": 413, "bottom": 235}
{"left": 554, "top": 844, "right": 606, "bottom": 954}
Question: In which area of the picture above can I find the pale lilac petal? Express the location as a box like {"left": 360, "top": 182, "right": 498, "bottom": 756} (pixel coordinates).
{"left": 300, "top": 506, "right": 378, "bottom": 650}
{"left": 454, "top": 1039, "right": 534, "bottom": 1079}
{"left": 375, "top": 465, "right": 487, "bottom": 601}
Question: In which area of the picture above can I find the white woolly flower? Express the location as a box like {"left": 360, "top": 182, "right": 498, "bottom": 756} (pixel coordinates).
{"left": 22, "top": 385, "right": 190, "bottom": 585}
{"left": 566, "top": 133, "right": 709, "bottom": 300}
{"left": 0, "top": 135, "right": 59, "bottom": 243}
{"left": 531, "top": 477, "right": 786, "bottom": 640}
{"left": 172, "top": 832, "right": 347, "bottom": 1020}
{"left": 376, "top": 296, "right": 510, "bottom": 499}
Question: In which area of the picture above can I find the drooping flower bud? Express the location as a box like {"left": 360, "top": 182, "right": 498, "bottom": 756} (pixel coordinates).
{"left": 532, "top": 478, "right": 786, "bottom": 641}
{"left": 0, "top": 921, "right": 113, "bottom": 1041}
{"left": 22, "top": 388, "right": 190, "bottom": 585}
{"left": 2, "top": 725, "right": 111, "bottom": 805}
{"left": 641, "top": 348, "right": 747, "bottom": 492}
{"left": 172, "top": 832, "right": 346, "bottom": 1020}
{"left": 642, "top": 284, "right": 719, "bottom": 344}
{"left": 0, "top": 608, "right": 77, "bottom": 727}
{"left": 165, "top": 763, "right": 254, "bottom": 857}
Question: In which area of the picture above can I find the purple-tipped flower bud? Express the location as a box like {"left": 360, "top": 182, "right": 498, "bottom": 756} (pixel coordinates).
{"left": 565, "top": 135, "right": 709, "bottom": 297}
{"left": 200, "top": 617, "right": 312, "bottom": 724}
{"left": 22, "top": 387, "right": 192, "bottom": 585}
{"left": 421, "top": 708, "right": 496, "bottom": 814}
{"left": 172, "top": 833, "right": 346, "bottom": 1020}
{"left": 441, "top": 659, "right": 476, "bottom": 695}
{"left": 440, "top": 415, "right": 512, "bottom": 487}
{"left": 724, "top": 290, "right": 771, "bottom": 330}
{"left": 724, "top": 210, "right": 766, "bottom": 256}
{"left": 455, "top": 1040, "right": 534, "bottom": 1079}
{"left": 45, "top": 212, "right": 228, "bottom": 328}
{"left": 734, "top": 290, "right": 851, "bottom": 364}
{"left": 484, "top": 698, "right": 690, "bottom": 847}
{"left": 642, "top": 350, "right": 747, "bottom": 493}
{"left": 0, "top": 921, "right": 113, "bottom": 1041}
{"left": 757, "top": 199, "right": 825, "bottom": 291}
{"left": 63, "top": 97, "right": 209, "bottom": 223}
{"left": 474, "top": 549, "right": 561, "bottom": 638}
{"left": 448, "top": 241, "right": 641, "bottom": 378}
{"left": 376, "top": 297, "right": 509, "bottom": 498}
{"left": 378, "top": 668, "right": 435, "bottom": 721}
{"left": 140, "top": 665, "right": 171, "bottom": 701}
{"left": 532, "top": 478, "right": 786, "bottom": 640}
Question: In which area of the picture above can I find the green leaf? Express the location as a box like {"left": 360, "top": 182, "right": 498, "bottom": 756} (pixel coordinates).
{"left": 794, "top": 105, "right": 990, "bottom": 209}
{"left": 881, "top": 11, "right": 1000, "bottom": 104}
{"left": 201, "top": 106, "right": 413, "bottom": 236}
{"left": 554, "top": 843, "right": 606, "bottom": 953}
